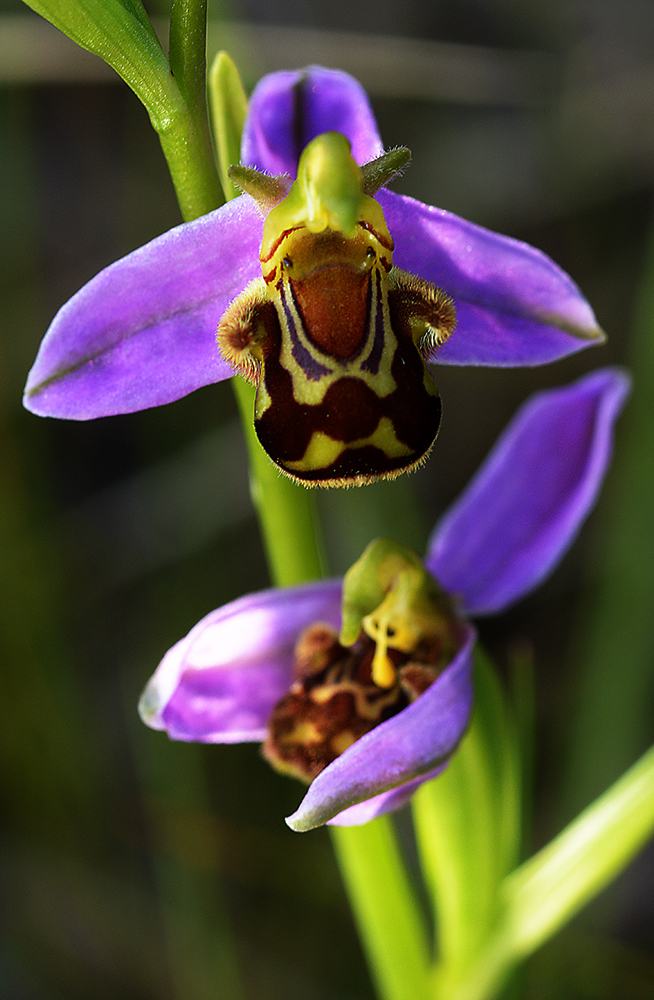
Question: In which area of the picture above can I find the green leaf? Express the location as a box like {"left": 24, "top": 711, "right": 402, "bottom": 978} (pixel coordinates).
{"left": 438, "top": 742, "right": 654, "bottom": 1000}
{"left": 502, "top": 740, "right": 654, "bottom": 958}
{"left": 208, "top": 50, "right": 248, "bottom": 202}
{"left": 23, "top": 0, "right": 182, "bottom": 132}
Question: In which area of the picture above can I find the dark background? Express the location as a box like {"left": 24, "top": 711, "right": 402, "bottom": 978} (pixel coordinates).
{"left": 1, "top": 0, "right": 653, "bottom": 997}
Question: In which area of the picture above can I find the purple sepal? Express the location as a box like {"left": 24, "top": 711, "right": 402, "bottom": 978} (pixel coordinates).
{"left": 380, "top": 190, "right": 604, "bottom": 366}
{"left": 285, "top": 625, "right": 475, "bottom": 831}
{"left": 241, "top": 66, "right": 384, "bottom": 176}
{"left": 139, "top": 580, "right": 342, "bottom": 743}
{"left": 23, "top": 197, "right": 263, "bottom": 419}
{"left": 425, "top": 369, "right": 631, "bottom": 616}
{"left": 139, "top": 580, "right": 342, "bottom": 742}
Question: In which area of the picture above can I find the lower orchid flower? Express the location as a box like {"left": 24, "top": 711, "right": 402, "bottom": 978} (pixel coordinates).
{"left": 138, "top": 369, "right": 629, "bottom": 830}
{"left": 24, "top": 66, "right": 604, "bottom": 487}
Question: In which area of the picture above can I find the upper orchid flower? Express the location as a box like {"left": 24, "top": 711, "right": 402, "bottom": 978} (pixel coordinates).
{"left": 138, "top": 368, "right": 629, "bottom": 830}
{"left": 24, "top": 67, "right": 603, "bottom": 487}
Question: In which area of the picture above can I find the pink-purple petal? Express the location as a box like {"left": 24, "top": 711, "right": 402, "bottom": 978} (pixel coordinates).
{"left": 425, "top": 369, "right": 630, "bottom": 617}
{"left": 23, "top": 196, "right": 263, "bottom": 419}
{"left": 380, "top": 190, "right": 604, "bottom": 365}
{"left": 325, "top": 770, "right": 445, "bottom": 826}
{"left": 241, "top": 66, "right": 384, "bottom": 176}
{"left": 139, "top": 580, "right": 342, "bottom": 743}
{"left": 285, "top": 625, "right": 475, "bottom": 831}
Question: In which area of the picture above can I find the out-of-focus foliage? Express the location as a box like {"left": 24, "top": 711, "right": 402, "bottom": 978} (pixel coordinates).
{"left": 1, "top": 0, "right": 653, "bottom": 997}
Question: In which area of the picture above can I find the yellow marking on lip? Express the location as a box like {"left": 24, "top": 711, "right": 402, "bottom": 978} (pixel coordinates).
{"left": 370, "top": 417, "right": 414, "bottom": 457}
{"left": 282, "top": 418, "right": 414, "bottom": 475}
{"left": 286, "top": 432, "right": 345, "bottom": 471}
{"left": 331, "top": 731, "right": 357, "bottom": 755}
{"left": 281, "top": 720, "right": 322, "bottom": 746}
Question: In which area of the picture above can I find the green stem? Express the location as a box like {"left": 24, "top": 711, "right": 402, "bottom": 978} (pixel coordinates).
{"left": 157, "top": 116, "right": 221, "bottom": 221}
{"left": 331, "top": 820, "right": 432, "bottom": 1000}
{"left": 169, "top": 0, "right": 209, "bottom": 109}
{"left": 231, "top": 378, "right": 326, "bottom": 588}
{"left": 161, "top": 0, "right": 222, "bottom": 220}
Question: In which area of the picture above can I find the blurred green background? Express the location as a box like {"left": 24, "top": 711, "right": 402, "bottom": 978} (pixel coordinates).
{"left": 1, "top": 0, "right": 654, "bottom": 997}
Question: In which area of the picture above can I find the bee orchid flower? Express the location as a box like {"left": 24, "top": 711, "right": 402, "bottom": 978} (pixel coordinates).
{"left": 24, "top": 67, "right": 604, "bottom": 486}
{"left": 138, "top": 369, "right": 629, "bottom": 830}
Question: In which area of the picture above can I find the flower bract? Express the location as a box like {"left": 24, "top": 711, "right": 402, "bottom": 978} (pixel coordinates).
{"left": 139, "top": 369, "right": 629, "bottom": 830}
{"left": 24, "top": 66, "right": 604, "bottom": 487}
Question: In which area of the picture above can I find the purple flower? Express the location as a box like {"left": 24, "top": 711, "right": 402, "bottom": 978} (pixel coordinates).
{"left": 139, "top": 369, "right": 629, "bottom": 831}
{"left": 24, "top": 67, "right": 602, "bottom": 427}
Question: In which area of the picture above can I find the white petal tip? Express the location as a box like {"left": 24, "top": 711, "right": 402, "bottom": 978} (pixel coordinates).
{"left": 138, "top": 684, "right": 164, "bottom": 729}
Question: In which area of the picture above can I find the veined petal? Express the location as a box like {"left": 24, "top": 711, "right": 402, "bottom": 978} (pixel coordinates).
{"left": 24, "top": 197, "right": 263, "bottom": 419}
{"left": 139, "top": 581, "right": 342, "bottom": 742}
{"left": 380, "top": 190, "right": 604, "bottom": 365}
{"left": 286, "top": 624, "right": 475, "bottom": 831}
{"left": 241, "top": 66, "right": 384, "bottom": 176}
{"left": 425, "top": 369, "right": 631, "bottom": 616}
